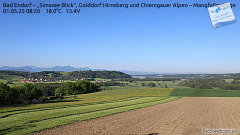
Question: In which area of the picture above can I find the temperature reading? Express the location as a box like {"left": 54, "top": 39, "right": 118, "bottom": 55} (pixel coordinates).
{"left": 2, "top": 2, "right": 84, "bottom": 14}
{"left": 46, "top": 8, "right": 62, "bottom": 13}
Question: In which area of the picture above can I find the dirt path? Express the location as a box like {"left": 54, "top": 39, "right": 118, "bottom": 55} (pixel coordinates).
{"left": 33, "top": 97, "right": 240, "bottom": 135}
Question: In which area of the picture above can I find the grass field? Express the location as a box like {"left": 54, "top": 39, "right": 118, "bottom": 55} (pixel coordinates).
{"left": 118, "top": 80, "right": 182, "bottom": 88}
{"left": 0, "top": 88, "right": 179, "bottom": 135}
{"left": 0, "top": 73, "right": 23, "bottom": 87}
{"left": 0, "top": 87, "right": 174, "bottom": 112}
{"left": 170, "top": 88, "right": 240, "bottom": 97}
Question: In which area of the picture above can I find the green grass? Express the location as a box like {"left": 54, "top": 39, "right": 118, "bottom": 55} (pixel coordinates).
{"left": 0, "top": 88, "right": 179, "bottom": 135}
{"left": 170, "top": 88, "right": 240, "bottom": 97}
{"left": 0, "top": 73, "right": 23, "bottom": 87}
{"left": 115, "top": 80, "right": 182, "bottom": 89}
{"left": 224, "top": 79, "right": 234, "bottom": 83}
{"left": 0, "top": 88, "right": 173, "bottom": 112}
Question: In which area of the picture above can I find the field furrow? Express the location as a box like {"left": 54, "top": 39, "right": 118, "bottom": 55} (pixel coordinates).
{"left": 33, "top": 97, "right": 240, "bottom": 135}
{"left": 0, "top": 96, "right": 179, "bottom": 135}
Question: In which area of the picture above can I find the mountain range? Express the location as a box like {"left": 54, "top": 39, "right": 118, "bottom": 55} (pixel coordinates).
{"left": 0, "top": 66, "right": 92, "bottom": 72}
{"left": 0, "top": 66, "right": 160, "bottom": 75}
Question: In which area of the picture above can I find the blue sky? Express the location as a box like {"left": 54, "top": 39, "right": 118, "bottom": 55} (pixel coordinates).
{"left": 0, "top": 0, "right": 239, "bottom": 73}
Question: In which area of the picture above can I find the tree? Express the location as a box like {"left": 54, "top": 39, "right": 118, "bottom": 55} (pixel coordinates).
{"left": 22, "top": 83, "right": 43, "bottom": 103}
{"left": 61, "top": 82, "right": 75, "bottom": 95}
{"left": 90, "top": 83, "right": 101, "bottom": 92}
{"left": 75, "top": 81, "right": 83, "bottom": 94}
{"left": 55, "top": 81, "right": 101, "bottom": 98}
{"left": 0, "top": 82, "right": 10, "bottom": 105}
{"left": 0, "top": 82, "right": 42, "bottom": 105}
{"left": 55, "top": 88, "right": 64, "bottom": 97}
{"left": 147, "top": 83, "right": 156, "bottom": 87}
{"left": 80, "top": 80, "right": 91, "bottom": 93}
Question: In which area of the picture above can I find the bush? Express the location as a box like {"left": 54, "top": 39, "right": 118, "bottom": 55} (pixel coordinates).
{"left": 55, "top": 88, "right": 64, "bottom": 97}
{"left": 0, "top": 82, "right": 43, "bottom": 105}
{"left": 39, "top": 96, "right": 46, "bottom": 103}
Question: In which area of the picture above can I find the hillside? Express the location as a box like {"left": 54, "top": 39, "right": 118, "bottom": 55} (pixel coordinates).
{"left": 0, "top": 70, "right": 132, "bottom": 81}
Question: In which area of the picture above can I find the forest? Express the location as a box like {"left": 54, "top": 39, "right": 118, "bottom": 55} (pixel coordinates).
{"left": 0, "top": 70, "right": 131, "bottom": 80}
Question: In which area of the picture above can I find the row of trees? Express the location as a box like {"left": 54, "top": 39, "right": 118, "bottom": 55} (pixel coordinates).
{"left": 34, "top": 83, "right": 62, "bottom": 97}
{"left": 55, "top": 80, "right": 101, "bottom": 97}
{"left": 27, "top": 71, "right": 62, "bottom": 79}
{"left": 95, "top": 81, "right": 127, "bottom": 86}
{"left": 0, "top": 83, "right": 43, "bottom": 105}
{"left": 118, "top": 78, "right": 180, "bottom": 82}
{"left": 141, "top": 82, "right": 168, "bottom": 88}
{"left": 0, "top": 70, "right": 132, "bottom": 81}
{"left": 0, "top": 80, "right": 101, "bottom": 105}
{"left": 179, "top": 79, "right": 240, "bottom": 90}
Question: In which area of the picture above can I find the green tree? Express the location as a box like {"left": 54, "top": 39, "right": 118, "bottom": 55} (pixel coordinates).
{"left": 75, "top": 81, "right": 83, "bottom": 94}
{"left": 80, "top": 80, "right": 91, "bottom": 93}
{"left": 0, "top": 82, "right": 10, "bottom": 105}
{"left": 55, "top": 88, "right": 64, "bottom": 97}
{"left": 62, "top": 82, "right": 75, "bottom": 95}
{"left": 22, "top": 83, "right": 43, "bottom": 103}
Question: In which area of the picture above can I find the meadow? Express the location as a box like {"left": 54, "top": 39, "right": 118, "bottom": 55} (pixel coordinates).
{"left": 0, "top": 88, "right": 179, "bottom": 135}
{"left": 170, "top": 88, "right": 240, "bottom": 97}
{"left": 0, "top": 73, "right": 23, "bottom": 87}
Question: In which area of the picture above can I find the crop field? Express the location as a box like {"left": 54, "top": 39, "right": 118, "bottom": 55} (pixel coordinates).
{"left": 0, "top": 88, "right": 179, "bottom": 135}
{"left": 34, "top": 97, "right": 240, "bottom": 135}
{"left": 2, "top": 83, "right": 240, "bottom": 135}
{"left": 170, "top": 88, "right": 240, "bottom": 97}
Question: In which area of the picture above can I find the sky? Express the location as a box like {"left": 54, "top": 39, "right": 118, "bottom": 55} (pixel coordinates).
{"left": 0, "top": 0, "right": 240, "bottom": 73}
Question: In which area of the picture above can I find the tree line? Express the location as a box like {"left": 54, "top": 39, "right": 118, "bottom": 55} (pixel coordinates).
{"left": 0, "top": 70, "right": 132, "bottom": 80}
{"left": 55, "top": 80, "right": 101, "bottom": 97}
{"left": 0, "top": 80, "right": 101, "bottom": 105}
{"left": 34, "top": 83, "right": 62, "bottom": 97}
{"left": 95, "top": 81, "right": 127, "bottom": 86}
{"left": 0, "top": 82, "right": 43, "bottom": 105}
{"left": 69, "top": 71, "right": 131, "bottom": 79}
{"left": 118, "top": 78, "right": 180, "bottom": 82}
{"left": 179, "top": 79, "right": 240, "bottom": 90}
{"left": 141, "top": 82, "right": 168, "bottom": 88}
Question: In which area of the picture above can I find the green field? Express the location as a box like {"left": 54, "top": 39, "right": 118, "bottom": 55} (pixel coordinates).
{"left": 0, "top": 88, "right": 179, "bottom": 135}
{"left": 0, "top": 73, "right": 23, "bottom": 87}
{"left": 170, "top": 88, "right": 240, "bottom": 97}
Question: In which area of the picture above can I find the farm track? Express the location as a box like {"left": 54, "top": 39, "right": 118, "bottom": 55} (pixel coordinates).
{"left": 33, "top": 97, "right": 240, "bottom": 135}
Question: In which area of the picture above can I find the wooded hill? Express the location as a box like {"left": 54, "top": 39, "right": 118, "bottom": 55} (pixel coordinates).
{"left": 0, "top": 70, "right": 132, "bottom": 80}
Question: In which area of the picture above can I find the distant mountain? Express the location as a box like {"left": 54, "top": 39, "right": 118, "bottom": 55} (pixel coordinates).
{"left": 120, "top": 70, "right": 161, "bottom": 75}
{"left": 46, "top": 66, "right": 91, "bottom": 72}
{"left": 0, "top": 66, "right": 91, "bottom": 72}
{"left": 0, "top": 66, "right": 163, "bottom": 75}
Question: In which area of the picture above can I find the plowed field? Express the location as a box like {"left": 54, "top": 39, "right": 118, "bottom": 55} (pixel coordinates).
{"left": 33, "top": 97, "right": 240, "bottom": 135}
